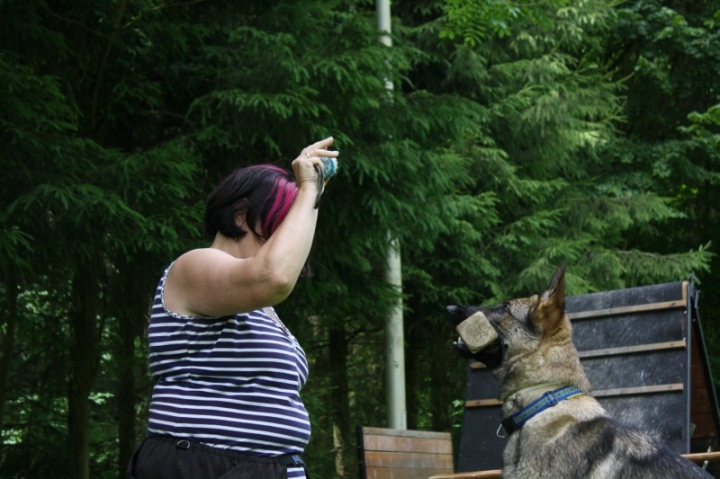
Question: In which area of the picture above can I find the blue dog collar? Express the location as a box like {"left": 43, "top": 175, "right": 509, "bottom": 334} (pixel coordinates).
{"left": 501, "top": 385, "right": 584, "bottom": 436}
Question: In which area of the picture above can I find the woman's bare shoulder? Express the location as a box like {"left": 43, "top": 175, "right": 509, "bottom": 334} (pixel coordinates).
{"left": 173, "top": 247, "right": 236, "bottom": 269}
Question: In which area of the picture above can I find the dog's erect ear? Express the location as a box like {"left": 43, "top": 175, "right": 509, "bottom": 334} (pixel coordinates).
{"left": 532, "top": 265, "right": 567, "bottom": 333}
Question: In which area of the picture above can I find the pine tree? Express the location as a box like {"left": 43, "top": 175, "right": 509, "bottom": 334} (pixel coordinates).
{"left": 396, "top": 0, "right": 713, "bottom": 443}
{"left": 1, "top": 1, "right": 716, "bottom": 478}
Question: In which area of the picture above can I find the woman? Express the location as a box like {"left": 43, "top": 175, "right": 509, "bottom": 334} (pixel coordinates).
{"left": 128, "top": 137, "right": 338, "bottom": 479}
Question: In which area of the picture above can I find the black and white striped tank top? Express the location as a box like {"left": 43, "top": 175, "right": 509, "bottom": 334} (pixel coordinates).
{"left": 147, "top": 263, "right": 310, "bottom": 478}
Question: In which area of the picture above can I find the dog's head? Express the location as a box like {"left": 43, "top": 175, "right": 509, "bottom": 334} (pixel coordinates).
{"left": 447, "top": 266, "right": 589, "bottom": 391}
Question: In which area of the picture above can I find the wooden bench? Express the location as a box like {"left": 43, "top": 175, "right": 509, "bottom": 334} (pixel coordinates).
{"left": 427, "top": 451, "right": 720, "bottom": 479}
{"left": 357, "top": 426, "right": 454, "bottom": 479}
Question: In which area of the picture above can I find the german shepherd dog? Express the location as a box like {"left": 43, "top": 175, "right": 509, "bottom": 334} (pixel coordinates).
{"left": 446, "top": 266, "right": 713, "bottom": 478}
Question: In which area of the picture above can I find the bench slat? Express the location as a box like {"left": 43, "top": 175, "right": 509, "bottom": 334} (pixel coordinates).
{"left": 365, "top": 467, "right": 457, "bottom": 479}
{"left": 364, "top": 450, "right": 453, "bottom": 469}
{"left": 358, "top": 427, "right": 454, "bottom": 479}
{"left": 363, "top": 434, "right": 453, "bottom": 454}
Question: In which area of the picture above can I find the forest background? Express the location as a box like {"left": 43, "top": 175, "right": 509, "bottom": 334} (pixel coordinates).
{"left": 1, "top": 0, "right": 719, "bottom": 478}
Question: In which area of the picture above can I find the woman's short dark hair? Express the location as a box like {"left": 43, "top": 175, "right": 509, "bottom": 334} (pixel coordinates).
{"left": 205, "top": 164, "right": 298, "bottom": 242}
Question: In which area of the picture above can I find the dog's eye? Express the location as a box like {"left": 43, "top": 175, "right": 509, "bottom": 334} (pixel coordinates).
{"left": 494, "top": 301, "right": 509, "bottom": 313}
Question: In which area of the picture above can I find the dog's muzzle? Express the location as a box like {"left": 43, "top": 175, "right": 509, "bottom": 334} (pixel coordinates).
{"left": 446, "top": 305, "right": 468, "bottom": 327}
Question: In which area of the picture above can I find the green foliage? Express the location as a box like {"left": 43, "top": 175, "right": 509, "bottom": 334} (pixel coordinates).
{"left": 0, "top": 0, "right": 718, "bottom": 478}
{"left": 398, "top": 0, "right": 717, "bottom": 458}
{"left": 1, "top": 285, "right": 73, "bottom": 477}
{"left": 441, "top": 0, "right": 574, "bottom": 44}
{"left": 615, "top": 0, "right": 720, "bottom": 405}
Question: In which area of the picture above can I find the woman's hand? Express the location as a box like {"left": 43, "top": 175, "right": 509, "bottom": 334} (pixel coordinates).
{"left": 293, "top": 137, "right": 338, "bottom": 187}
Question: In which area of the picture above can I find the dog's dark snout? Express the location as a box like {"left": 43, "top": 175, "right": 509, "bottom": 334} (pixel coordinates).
{"left": 445, "top": 305, "right": 466, "bottom": 327}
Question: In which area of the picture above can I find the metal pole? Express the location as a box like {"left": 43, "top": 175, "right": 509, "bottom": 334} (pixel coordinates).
{"left": 385, "top": 235, "right": 406, "bottom": 429}
{"left": 376, "top": 0, "right": 406, "bottom": 430}
{"left": 376, "top": 0, "right": 394, "bottom": 91}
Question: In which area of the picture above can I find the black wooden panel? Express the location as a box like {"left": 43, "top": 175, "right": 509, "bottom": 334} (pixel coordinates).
{"left": 459, "top": 366, "right": 503, "bottom": 471}
{"left": 571, "top": 310, "right": 685, "bottom": 351}
{"left": 457, "top": 281, "right": 693, "bottom": 473}
{"left": 457, "top": 401, "right": 504, "bottom": 472}
{"left": 465, "top": 367, "right": 500, "bottom": 400}
{"left": 583, "top": 349, "right": 686, "bottom": 390}
{"left": 565, "top": 281, "right": 685, "bottom": 313}
{"left": 601, "top": 394, "right": 686, "bottom": 451}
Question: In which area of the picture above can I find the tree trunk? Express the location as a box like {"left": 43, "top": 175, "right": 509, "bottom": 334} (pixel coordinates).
{"left": 115, "top": 259, "right": 154, "bottom": 479}
{"left": 405, "top": 321, "right": 418, "bottom": 431}
{"left": 0, "top": 273, "right": 18, "bottom": 445}
{"left": 116, "top": 308, "right": 137, "bottom": 479}
{"left": 430, "top": 321, "right": 452, "bottom": 433}
{"left": 68, "top": 265, "right": 102, "bottom": 479}
{"left": 329, "top": 327, "right": 353, "bottom": 478}
{"left": 68, "top": 378, "right": 92, "bottom": 479}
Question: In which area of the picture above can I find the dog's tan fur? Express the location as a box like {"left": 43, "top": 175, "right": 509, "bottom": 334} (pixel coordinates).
{"left": 446, "top": 266, "right": 712, "bottom": 479}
